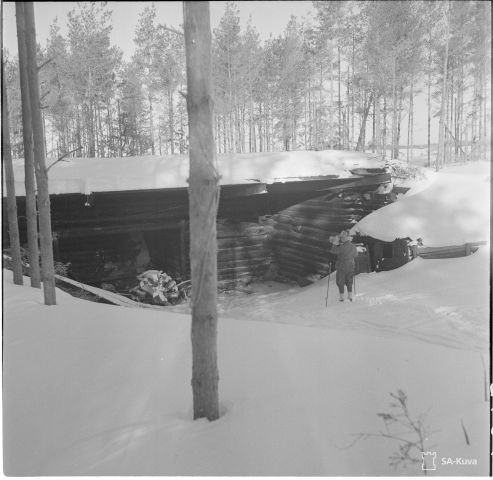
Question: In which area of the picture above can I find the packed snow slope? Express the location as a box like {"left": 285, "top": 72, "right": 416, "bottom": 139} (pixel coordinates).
{"left": 352, "top": 161, "right": 490, "bottom": 246}
{"left": 4, "top": 150, "right": 383, "bottom": 196}
{"left": 3, "top": 246, "right": 489, "bottom": 476}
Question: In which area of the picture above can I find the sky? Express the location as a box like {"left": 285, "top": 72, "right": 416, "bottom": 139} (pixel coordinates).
{"left": 2, "top": 1, "right": 316, "bottom": 60}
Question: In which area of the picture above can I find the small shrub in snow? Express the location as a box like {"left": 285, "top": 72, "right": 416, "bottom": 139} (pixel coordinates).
{"left": 377, "top": 390, "right": 434, "bottom": 472}
{"left": 356, "top": 389, "right": 435, "bottom": 475}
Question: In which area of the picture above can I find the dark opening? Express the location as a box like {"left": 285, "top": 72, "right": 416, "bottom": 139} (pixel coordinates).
{"left": 382, "top": 244, "right": 393, "bottom": 259}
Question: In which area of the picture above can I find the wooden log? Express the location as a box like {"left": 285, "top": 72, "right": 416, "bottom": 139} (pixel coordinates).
{"left": 280, "top": 201, "right": 367, "bottom": 216}
{"left": 273, "top": 245, "right": 329, "bottom": 265}
{"left": 275, "top": 251, "right": 329, "bottom": 273}
{"left": 269, "top": 219, "right": 347, "bottom": 240}
{"left": 417, "top": 244, "right": 479, "bottom": 259}
{"left": 271, "top": 228, "right": 341, "bottom": 248}
{"left": 272, "top": 212, "right": 360, "bottom": 229}
{"left": 217, "top": 270, "right": 265, "bottom": 280}
{"left": 56, "top": 221, "right": 184, "bottom": 238}
{"left": 54, "top": 273, "right": 155, "bottom": 308}
{"left": 282, "top": 201, "right": 373, "bottom": 216}
{"left": 276, "top": 267, "right": 316, "bottom": 286}
{"left": 217, "top": 222, "right": 269, "bottom": 235}
{"left": 217, "top": 247, "right": 270, "bottom": 263}
{"left": 275, "top": 255, "right": 314, "bottom": 273}
{"left": 217, "top": 257, "right": 272, "bottom": 269}
{"left": 271, "top": 236, "right": 330, "bottom": 256}
{"left": 217, "top": 230, "right": 270, "bottom": 241}
{"left": 217, "top": 237, "right": 268, "bottom": 249}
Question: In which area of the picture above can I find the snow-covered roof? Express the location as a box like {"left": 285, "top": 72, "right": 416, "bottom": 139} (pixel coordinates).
{"left": 352, "top": 162, "right": 490, "bottom": 247}
{"left": 4, "top": 150, "right": 384, "bottom": 196}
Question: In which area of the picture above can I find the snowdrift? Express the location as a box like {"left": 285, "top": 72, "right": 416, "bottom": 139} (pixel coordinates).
{"left": 3, "top": 245, "right": 489, "bottom": 476}
{"left": 352, "top": 161, "right": 490, "bottom": 246}
{"left": 5, "top": 150, "right": 383, "bottom": 196}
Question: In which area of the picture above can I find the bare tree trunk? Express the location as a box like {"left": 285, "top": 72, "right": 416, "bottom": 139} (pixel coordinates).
{"left": 375, "top": 96, "right": 381, "bottom": 155}
{"left": 371, "top": 96, "right": 376, "bottom": 153}
{"left": 409, "top": 85, "right": 414, "bottom": 163}
{"left": 382, "top": 97, "right": 387, "bottom": 160}
{"left": 351, "top": 33, "right": 355, "bottom": 149}
{"left": 148, "top": 93, "right": 155, "bottom": 155}
{"left": 391, "top": 54, "right": 397, "bottom": 159}
{"left": 394, "top": 87, "right": 404, "bottom": 159}
{"left": 436, "top": 2, "right": 450, "bottom": 171}
{"left": 184, "top": 0, "right": 220, "bottom": 422}
{"left": 97, "top": 106, "right": 104, "bottom": 157}
{"left": 427, "top": 57, "right": 432, "bottom": 167}
{"left": 2, "top": 62, "right": 24, "bottom": 285}
{"left": 23, "top": 2, "right": 56, "bottom": 305}
{"left": 307, "top": 78, "right": 312, "bottom": 149}
{"left": 478, "top": 62, "right": 483, "bottom": 161}
{"left": 16, "top": 1, "right": 40, "bottom": 287}
{"left": 448, "top": 73, "right": 454, "bottom": 164}
{"left": 337, "top": 44, "right": 342, "bottom": 149}
{"left": 407, "top": 81, "right": 413, "bottom": 163}
{"left": 356, "top": 93, "right": 373, "bottom": 151}
{"left": 482, "top": 12, "right": 489, "bottom": 161}
{"left": 168, "top": 89, "right": 175, "bottom": 154}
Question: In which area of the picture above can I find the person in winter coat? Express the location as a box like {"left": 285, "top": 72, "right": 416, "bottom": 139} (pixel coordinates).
{"left": 329, "top": 230, "right": 358, "bottom": 302}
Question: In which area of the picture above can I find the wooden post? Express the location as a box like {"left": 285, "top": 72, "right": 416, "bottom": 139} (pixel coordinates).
{"left": 184, "top": 1, "right": 220, "bottom": 421}
{"left": 23, "top": 2, "right": 56, "bottom": 305}
{"left": 2, "top": 61, "right": 24, "bottom": 285}
{"left": 15, "top": 1, "right": 41, "bottom": 288}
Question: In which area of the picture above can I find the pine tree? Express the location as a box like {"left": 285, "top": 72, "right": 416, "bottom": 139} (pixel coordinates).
{"left": 184, "top": 0, "right": 220, "bottom": 422}
{"left": 67, "top": 2, "right": 122, "bottom": 157}
{"left": 2, "top": 58, "right": 24, "bottom": 286}
{"left": 22, "top": 2, "right": 57, "bottom": 305}
{"left": 15, "top": 3, "right": 41, "bottom": 287}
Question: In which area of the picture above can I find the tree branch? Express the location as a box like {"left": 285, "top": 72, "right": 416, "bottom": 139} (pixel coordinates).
{"left": 37, "top": 56, "right": 56, "bottom": 71}
{"left": 46, "top": 147, "right": 81, "bottom": 172}
{"left": 40, "top": 90, "right": 50, "bottom": 101}
{"left": 161, "top": 25, "right": 184, "bottom": 37}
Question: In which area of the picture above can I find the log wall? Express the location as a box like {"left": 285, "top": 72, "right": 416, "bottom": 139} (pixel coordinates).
{"left": 214, "top": 220, "right": 273, "bottom": 290}
{"left": 264, "top": 192, "right": 389, "bottom": 284}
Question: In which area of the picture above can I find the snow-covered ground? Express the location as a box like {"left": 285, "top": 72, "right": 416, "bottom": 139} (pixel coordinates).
{"left": 3, "top": 247, "right": 490, "bottom": 475}
{"left": 353, "top": 161, "right": 490, "bottom": 246}
{"left": 2, "top": 160, "right": 490, "bottom": 476}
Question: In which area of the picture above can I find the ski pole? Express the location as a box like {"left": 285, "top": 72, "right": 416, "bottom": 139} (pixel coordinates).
{"left": 325, "top": 263, "right": 331, "bottom": 307}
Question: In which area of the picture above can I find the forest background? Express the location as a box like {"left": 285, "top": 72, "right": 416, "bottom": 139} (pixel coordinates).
{"left": 2, "top": 1, "right": 491, "bottom": 166}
